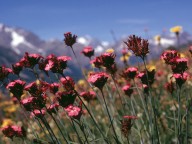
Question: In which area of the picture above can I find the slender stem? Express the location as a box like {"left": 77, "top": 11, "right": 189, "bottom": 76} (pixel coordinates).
{"left": 71, "top": 119, "right": 83, "bottom": 144}
{"left": 100, "top": 89, "right": 119, "bottom": 143}
{"left": 177, "top": 86, "right": 182, "bottom": 143}
{"left": 49, "top": 112, "right": 69, "bottom": 144}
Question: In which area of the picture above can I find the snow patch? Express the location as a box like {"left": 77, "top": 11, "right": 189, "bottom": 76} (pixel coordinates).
{"left": 77, "top": 37, "right": 89, "bottom": 45}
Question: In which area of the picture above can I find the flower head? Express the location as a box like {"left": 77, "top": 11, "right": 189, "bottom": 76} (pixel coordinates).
{"left": 49, "top": 83, "right": 60, "bottom": 94}
{"left": 6, "top": 80, "right": 26, "bottom": 100}
{"left": 88, "top": 72, "right": 109, "bottom": 90}
{"left": 1, "top": 125, "right": 26, "bottom": 140}
{"left": 172, "top": 72, "right": 189, "bottom": 87}
{"left": 124, "top": 35, "right": 149, "bottom": 59}
{"left": 20, "top": 52, "right": 43, "bottom": 68}
{"left": 56, "top": 91, "right": 76, "bottom": 107}
{"left": 12, "top": 62, "right": 23, "bottom": 75}
{"left": 137, "top": 69, "right": 155, "bottom": 85}
{"left": 170, "top": 26, "right": 182, "bottom": 35}
{"left": 122, "top": 84, "right": 133, "bottom": 97}
{"left": 82, "top": 46, "right": 94, "bottom": 58}
{"left": 60, "top": 76, "right": 75, "bottom": 91}
{"left": 31, "top": 109, "right": 46, "bottom": 119}
{"left": 90, "top": 56, "right": 103, "bottom": 68}
{"left": 80, "top": 91, "right": 96, "bottom": 102}
{"left": 64, "top": 32, "right": 77, "bottom": 47}
{"left": 122, "top": 67, "right": 138, "bottom": 79}
{"left": 0, "top": 66, "right": 12, "bottom": 81}
{"left": 171, "top": 57, "right": 188, "bottom": 74}
{"left": 161, "top": 50, "right": 179, "bottom": 65}
{"left": 47, "top": 103, "right": 59, "bottom": 114}
{"left": 65, "top": 105, "right": 82, "bottom": 120}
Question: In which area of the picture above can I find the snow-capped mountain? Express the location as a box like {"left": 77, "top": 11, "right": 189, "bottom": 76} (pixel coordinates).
{"left": 0, "top": 22, "right": 192, "bottom": 68}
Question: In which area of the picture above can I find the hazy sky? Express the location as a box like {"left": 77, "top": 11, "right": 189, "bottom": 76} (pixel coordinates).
{"left": 1, "top": 0, "right": 192, "bottom": 41}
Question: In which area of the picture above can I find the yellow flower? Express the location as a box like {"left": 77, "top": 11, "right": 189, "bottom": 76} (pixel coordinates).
{"left": 120, "top": 56, "right": 129, "bottom": 61}
{"left": 170, "top": 26, "right": 182, "bottom": 33}
{"left": 4, "top": 105, "right": 19, "bottom": 113}
{"left": 77, "top": 79, "right": 86, "bottom": 86}
{"left": 147, "top": 65, "right": 156, "bottom": 72}
{"left": 105, "top": 48, "right": 114, "bottom": 53}
{"left": 154, "top": 35, "right": 161, "bottom": 42}
{"left": 1, "top": 119, "right": 14, "bottom": 127}
{"left": 179, "top": 53, "right": 185, "bottom": 58}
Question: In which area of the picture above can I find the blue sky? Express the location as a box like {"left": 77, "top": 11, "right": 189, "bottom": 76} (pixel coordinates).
{"left": 1, "top": 0, "right": 192, "bottom": 41}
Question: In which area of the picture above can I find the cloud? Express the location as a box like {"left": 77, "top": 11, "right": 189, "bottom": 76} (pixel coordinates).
{"left": 117, "top": 19, "right": 149, "bottom": 25}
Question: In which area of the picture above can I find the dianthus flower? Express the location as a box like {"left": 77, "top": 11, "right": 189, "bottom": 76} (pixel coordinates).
{"left": 161, "top": 50, "right": 179, "bottom": 65}
{"left": 49, "top": 83, "right": 60, "bottom": 94}
{"left": 88, "top": 72, "right": 109, "bottom": 90}
{"left": 56, "top": 91, "right": 76, "bottom": 107}
{"left": 122, "top": 67, "right": 138, "bottom": 79}
{"left": 44, "top": 54, "right": 71, "bottom": 74}
{"left": 171, "top": 57, "right": 188, "bottom": 74}
{"left": 124, "top": 35, "right": 149, "bottom": 59}
{"left": 82, "top": 46, "right": 94, "bottom": 58}
{"left": 20, "top": 96, "right": 46, "bottom": 111}
{"left": 19, "top": 52, "right": 43, "bottom": 68}
{"left": 0, "top": 66, "right": 12, "bottom": 81}
{"left": 6, "top": 80, "right": 26, "bottom": 100}
{"left": 1, "top": 125, "right": 26, "bottom": 140}
{"left": 60, "top": 76, "right": 75, "bottom": 91}
{"left": 90, "top": 56, "right": 103, "bottom": 68}
{"left": 12, "top": 62, "right": 23, "bottom": 75}
{"left": 80, "top": 91, "right": 96, "bottom": 102}
{"left": 137, "top": 69, "right": 155, "bottom": 85}
{"left": 64, "top": 32, "right": 77, "bottom": 47}
{"left": 122, "top": 84, "right": 133, "bottom": 97}
{"left": 47, "top": 103, "right": 59, "bottom": 114}
{"left": 172, "top": 72, "right": 189, "bottom": 88}
{"left": 65, "top": 105, "right": 82, "bottom": 120}
{"left": 100, "top": 52, "right": 116, "bottom": 68}
{"left": 31, "top": 109, "right": 46, "bottom": 119}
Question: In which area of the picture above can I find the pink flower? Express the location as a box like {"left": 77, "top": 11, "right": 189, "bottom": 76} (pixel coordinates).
{"left": 44, "top": 54, "right": 71, "bottom": 74}
{"left": 65, "top": 105, "right": 82, "bottom": 120}
{"left": 88, "top": 72, "right": 109, "bottom": 90}
{"left": 6, "top": 80, "right": 26, "bottom": 100}
{"left": 20, "top": 96, "right": 46, "bottom": 111}
{"left": 31, "top": 109, "right": 46, "bottom": 118}
{"left": 56, "top": 91, "right": 76, "bottom": 107}
{"left": 0, "top": 66, "right": 12, "bottom": 81}
{"left": 80, "top": 91, "right": 96, "bottom": 102}
{"left": 12, "top": 62, "right": 23, "bottom": 75}
{"left": 20, "top": 52, "right": 43, "bottom": 68}
{"left": 122, "top": 67, "right": 138, "bottom": 79}
{"left": 47, "top": 103, "right": 59, "bottom": 114}
{"left": 49, "top": 83, "right": 60, "bottom": 94}
{"left": 161, "top": 50, "right": 179, "bottom": 65}
{"left": 122, "top": 84, "right": 133, "bottom": 97}
{"left": 171, "top": 57, "right": 188, "bottom": 74}
{"left": 60, "top": 76, "right": 75, "bottom": 90}
{"left": 90, "top": 56, "right": 103, "bottom": 68}
{"left": 137, "top": 70, "right": 155, "bottom": 85}
{"left": 64, "top": 32, "right": 77, "bottom": 47}
{"left": 172, "top": 72, "right": 189, "bottom": 87}
{"left": 1, "top": 125, "right": 26, "bottom": 139}
{"left": 82, "top": 46, "right": 94, "bottom": 58}
{"left": 100, "top": 52, "right": 116, "bottom": 68}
